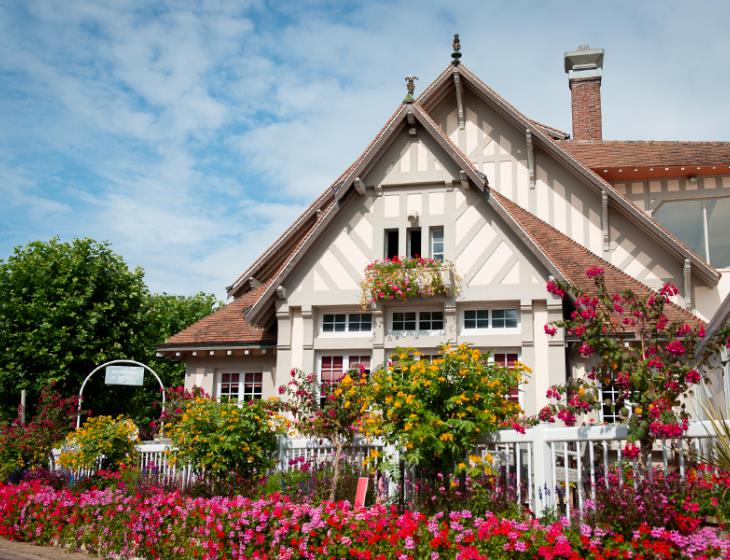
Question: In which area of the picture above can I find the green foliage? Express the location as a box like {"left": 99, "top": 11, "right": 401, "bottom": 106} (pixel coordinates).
{"left": 366, "top": 345, "right": 527, "bottom": 474}
{"left": 0, "top": 237, "right": 220, "bottom": 426}
{"left": 0, "top": 386, "right": 78, "bottom": 481}
{"left": 166, "top": 397, "right": 284, "bottom": 481}
{"left": 58, "top": 415, "right": 139, "bottom": 471}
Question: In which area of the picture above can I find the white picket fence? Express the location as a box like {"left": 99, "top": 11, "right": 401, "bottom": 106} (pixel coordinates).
{"left": 53, "top": 421, "right": 723, "bottom": 519}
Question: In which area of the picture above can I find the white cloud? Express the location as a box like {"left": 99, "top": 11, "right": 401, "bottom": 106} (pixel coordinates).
{"left": 1, "top": 0, "right": 729, "bottom": 300}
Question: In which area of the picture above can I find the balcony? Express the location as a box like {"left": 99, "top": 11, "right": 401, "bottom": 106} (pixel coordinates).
{"left": 360, "top": 257, "right": 459, "bottom": 309}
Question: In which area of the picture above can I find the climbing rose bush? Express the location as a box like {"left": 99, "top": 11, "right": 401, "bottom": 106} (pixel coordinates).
{"left": 0, "top": 481, "right": 728, "bottom": 559}
{"left": 542, "top": 267, "right": 729, "bottom": 459}
{"left": 360, "top": 256, "right": 458, "bottom": 308}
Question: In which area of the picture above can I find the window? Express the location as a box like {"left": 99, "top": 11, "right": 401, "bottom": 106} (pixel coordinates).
{"left": 322, "top": 313, "right": 347, "bottom": 332}
{"left": 493, "top": 353, "right": 520, "bottom": 404}
{"left": 319, "top": 354, "right": 371, "bottom": 405}
{"left": 418, "top": 311, "right": 443, "bottom": 330}
{"left": 392, "top": 311, "right": 417, "bottom": 331}
{"left": 654, "top": 197, "right": 730, "bottom": 267}
{"left": 385, "top": 229, "right": 399, "bottom": 260}
{"left": 219, "top": 373, "right": 240, "bottom": 402}
{"left": 430, "top": 227, "right": 444, "bottom": 262}
{"left": 218, "top": 372, "right": 263, "bottom": 403}
{"left": 242, "top": 372, "right": 263, "bottom": 401}
{"left": 348, "top": 313, "right": 372, "bottom": 332}
{"left": 464, "top": 310, "right": 489, "bottom": 329}
{"left": 407, "top": 228, "right": 422, "bottom": 258}
{"left": 462, "top": 308, "right": 520, "bottom": 331}
{"left": 392, "top": 310, "right": 444, "bottom": 333}
{"left": 599, "top": 383, "right": 634, "bottom": 424}
{"left": 492, "top": 309, "right": 519, "bottom": 329}
{"left": 321, "top": 312, "right": 372, "bottom": 334}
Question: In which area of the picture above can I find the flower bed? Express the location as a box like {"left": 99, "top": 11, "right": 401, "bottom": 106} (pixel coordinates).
{"left": 1, "top": 481, "right": 728, "bottom": 559}
{"left": 360, "top": 257, "right": 457, "bottom": 307}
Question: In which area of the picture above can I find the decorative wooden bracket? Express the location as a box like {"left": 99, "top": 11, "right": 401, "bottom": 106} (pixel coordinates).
{"left": 601, "top": 190, "right": 610, "bottom": 255}
{"left": 406, "top": 111, "right": 417, "bottom": 136}
{"left": 526, "top": 128, "right": 535, "bottom": 189}
{"left": 275, "top": 285, "right": 288, "bottom": 299}
{"left": 453, "top": 71, "right": 465, "bottom": 130}
{"left": 459, "top": 170, "right": 470, "bottom": 190}
{"left": 353, "top": 177, "right": 366, "bottom": 195}
{"left": 683, "top": 259, "right": 693, "bottom": 310}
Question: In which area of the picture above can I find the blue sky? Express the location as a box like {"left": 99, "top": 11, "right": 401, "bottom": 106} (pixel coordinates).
{"left": 1, "top": 0, "right": 729, "bottom": 299}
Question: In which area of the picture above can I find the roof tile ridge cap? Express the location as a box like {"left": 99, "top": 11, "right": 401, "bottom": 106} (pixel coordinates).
{"left": 246, "top": 199, "right": 339, "bottom": 317}
{"left": 231, "top": 104, "right": 406, "bottom": 295}
{"left": 411, "top": 104, "right": 481, "bottom": 176}
{"left": 415, "top": 64, "right": 455, "bottom": 104}
{"left": 490, "top": 193, "right": 702, "bottom": 324}
{"left": 487, "top": 190, "right": 568, "bottom": 278}
{"left": 338, "top": 103, "right": 407, "bottom": 187}
{"left": 162, "top": 298, "right": 247, "bottom": 344}
{"left": 458, "top": 65, "right": 533, "bottom": 123}
{"left": 534, "top": 130, "right": 718, "bottom": 275}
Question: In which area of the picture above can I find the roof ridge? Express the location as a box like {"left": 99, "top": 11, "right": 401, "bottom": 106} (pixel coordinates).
{"left": 490, "top": 190, "right": 702, "bottom": 325}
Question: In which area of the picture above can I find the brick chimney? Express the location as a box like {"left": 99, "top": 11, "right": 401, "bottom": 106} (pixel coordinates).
{"left": 564, "top": 45, "right": 605, "bottom": 141}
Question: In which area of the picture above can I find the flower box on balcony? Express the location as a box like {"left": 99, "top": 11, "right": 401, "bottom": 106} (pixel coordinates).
{"left": 360, "top": 257, "right": 459, "bottom": 308}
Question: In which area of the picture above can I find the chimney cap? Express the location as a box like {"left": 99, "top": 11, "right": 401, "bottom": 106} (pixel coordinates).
{"left": 564, "top": 45, "right": 605, "bottom": 78}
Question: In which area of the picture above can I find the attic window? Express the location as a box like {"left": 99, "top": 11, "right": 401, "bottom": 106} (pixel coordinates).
{"left": 654, "top": 197, "right": 730, "bottom": 268}
{"left": 407, "top": 228, "right": 421, "bottom": 258}
{"left": 385, "top": 229, "right": 399, "bottom": 260}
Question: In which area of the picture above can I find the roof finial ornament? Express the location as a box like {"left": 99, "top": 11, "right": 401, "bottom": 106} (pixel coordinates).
{"left": 451, "top": 33, "right": 462, "bottom": 65}
{"left": 403, "top": 74, "right": 418, "bottom": 103}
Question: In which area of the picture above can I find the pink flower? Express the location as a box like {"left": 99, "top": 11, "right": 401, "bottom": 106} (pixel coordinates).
{"left": 579, "top": 342, "right": 593, "bottom": 357}
{"left": 544, "top": 324, "right": 557, "bottom": 336}
{"left": 686, "top": 369, "right": 701, "bottom": 384}
{"left": 623, "top": 443, "right": 641, "bottom": 459}
{"left": 586, "top": 266, "right": 604, "bottom": 278}
{"left": 546, "top": 280, "right": 566, "bottom": 298}
{"left": 667, "top": 340, "right": 686, "bottom": 355}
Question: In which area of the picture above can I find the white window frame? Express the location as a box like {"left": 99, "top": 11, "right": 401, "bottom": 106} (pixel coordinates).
{"left": 598, "top": 383, "right": 633, "bottom": 424}
{"left": 430, "top": 226, "right": 444, "bottom": 262}
{"left": 487, "top": 350, "right": 524, "bottom": 409}
{"left": 319, "top": 311, "right": 373, "bottom": 337}
{"left": 461, "top": 307, "right": 520, "bottom": 334}
{"left": 389, "top": 309, "right": 445, "bottom": 336}
{"left": 217, "top": 372, "right": 263, "bottom": 403}
{"left": 316, "top": 353, "right": 372, "bottom": 402}
{"left": 653, "top": 195, "right": 730, "bottom": 268}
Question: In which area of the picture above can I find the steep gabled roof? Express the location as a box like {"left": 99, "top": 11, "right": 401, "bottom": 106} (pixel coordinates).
{"left": 489, "top": 190, "right": 703, "bottom": 328}
{"left": 160, "top": 284, "right": 275, "bottom": 348}
{"left": 415, "top": 63, "right": 719, "bottom": 286}
{"left": 559, "top": 140, "right": 730, "bottom": 169}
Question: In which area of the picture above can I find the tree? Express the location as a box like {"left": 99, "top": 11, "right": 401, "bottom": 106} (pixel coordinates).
{"left": 366, "top": 345, "right": 527, "bottom": 475}
{"left": 541, "top": 267, "right": 729, "bottom": 462}
{"left": 280, "top": 367, "right": 371, "bottom": 500}
{"left": 0, "top": 238, "right": 147, "bottom": 419}
{"left": 0, "top": 237, "right": 220, "bottom": 424}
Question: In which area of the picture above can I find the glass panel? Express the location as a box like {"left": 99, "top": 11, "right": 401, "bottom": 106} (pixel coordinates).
{"left": 348, "top": 313, "right": 372, "bottom": 332}
{"left": 385, "top": 229, "right": 399, "bottom": 260}
{"left": 349, "top": 355, "right": 371, "bottom": 374}
{"left": 464, "top": 310, "right": 476, "bottom": 329}
{"left": 393, "top": 312, "right": 416, "bottom": 331}
{"left": 220, "top": 373, "right": 240, "bottom": 401}
{"left": 419, "top": 311, "right": 443, "bottom": 330}
{"left": 706, "top": 197, "right": 730, "bottom": 267}
{"left": 407, "top": 228, "right": 422, "bottom": 259}
{"left": 654, "top": 199, "right": 705, "bottom": 258}
{"left": 430, "top": 227, "right": 444, "bottom": 262}
{"left": 322, "top": 314, "right": 346, "bottom": 332}
{"left": 243, "top": 372, "right": 262, "bottom": 401}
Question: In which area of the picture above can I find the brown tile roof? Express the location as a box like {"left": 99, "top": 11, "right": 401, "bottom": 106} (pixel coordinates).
{"left": 160, "top": 285, "right": 275, "bottom": 348}
{"left": 559, "top": 140, "right": 730, "bottom": 169}
{"left": 490, "top": 190, "right": 703, "bottom": 327}
{"left": 530, "top": 119, "right": 570, "bottom": 140}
